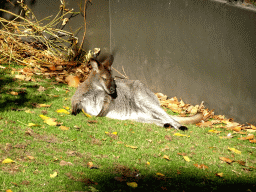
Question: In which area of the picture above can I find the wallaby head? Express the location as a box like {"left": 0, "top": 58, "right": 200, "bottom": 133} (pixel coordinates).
{"left": 90, "top": 55, "right": 117, "bottom": 98}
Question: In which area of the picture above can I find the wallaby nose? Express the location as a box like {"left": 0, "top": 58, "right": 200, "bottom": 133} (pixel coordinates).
{"left": 109, "top": 80, "right": 117, "bottom": 94}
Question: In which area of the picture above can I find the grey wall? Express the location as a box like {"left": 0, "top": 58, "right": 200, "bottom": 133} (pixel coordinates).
{"left": 109, "top": 0, "right": 256, "bottom": 125}
{"left": 17, "top": 0, "right": 256, "bottom": 124}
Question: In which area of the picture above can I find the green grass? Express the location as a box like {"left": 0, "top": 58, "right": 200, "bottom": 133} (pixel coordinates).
{"left": 0, "top": 64, "right": 256, "bottom": 192}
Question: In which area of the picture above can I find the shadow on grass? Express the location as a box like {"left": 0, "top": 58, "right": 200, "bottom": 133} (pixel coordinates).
{"left": 64, "top": 167, "right": 256, "bottom": 192}
{"left": 0, "top": 68, "right": 63, "bottom": 112}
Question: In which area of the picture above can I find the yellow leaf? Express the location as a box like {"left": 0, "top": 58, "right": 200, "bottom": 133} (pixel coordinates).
{"left": 183, "top": 156, "right": 190, "bottom": 162}
{"left": 174, "top": 133, "right": 190, "bottom": 137}
{"left": 112, "top": 132, "right": 118, "bottom": 135}
{"left": 59, "top": 126, "right": 69, "bottom": 130}
{"left": 6, "top": 189, "right": 13, "bottom": 192}
{"left": 163, "top": 155, "right": 170, "bottom": 160}
{"left": 127, "top": 182, "right": 138, "bottom": 188}
{"left": 228, "top": 147, "right": 241, "bottom": 154}
{"left": 64, "top": 106, "right": 70, "bottom": 110}
{"left": 39, "top": 114, "right": 50, "bottom": 120}
{"left": 38, "top": 104, "right": 52, "bottom": 108}
{"left": 208, "top": 130, "right": 221, "bottom": 133}
{"left": 50, "top": 171, "right": 58, "bottom": 178}
{"left": 125, "top": 144, "right": 138, "bottom": 149}
{"left": 56, "top": 109, "right": 70, "bottom": 114}
{"left": 25, "top": 110, "right": 33, "bottom": 113}
{"left": 28, "top": 123, "right": 41, "bottom": 127}
{"left": 215, "top": 173, "right": 223, "bottom": 177}
{"left": 250, "top": 124, "right": 256, "bottom": 130}
{"left": 82, "top": 109, "right": 92, "bottom": 118}
{"left": 156, "top": 172, "right": 165, "bottom": 176}
{"left": 146, "top": 161, "right": 150, "bottom": 165}
{"left": 2, "top": 158, "right": 15, "bottom": 164}
{"left": 44, "top": 118, "right": 57, "bottom": 126}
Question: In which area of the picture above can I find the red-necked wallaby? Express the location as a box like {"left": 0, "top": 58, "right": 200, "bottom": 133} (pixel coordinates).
{"left": 71, "top": 55, "right": 203, "bottom": 131}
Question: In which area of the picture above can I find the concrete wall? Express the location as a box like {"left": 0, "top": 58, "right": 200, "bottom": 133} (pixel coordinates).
{"left": 109, "top": 0, "right": 256, "bottom": 125}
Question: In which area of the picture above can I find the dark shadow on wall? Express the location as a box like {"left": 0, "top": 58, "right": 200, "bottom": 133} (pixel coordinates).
{"left": 0, "top": 0, "right": 36, "bottom": 20}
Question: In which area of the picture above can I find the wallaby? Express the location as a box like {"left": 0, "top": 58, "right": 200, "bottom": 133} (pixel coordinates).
{"left": 71, "top": 55, "right": 203, "bottom": 131}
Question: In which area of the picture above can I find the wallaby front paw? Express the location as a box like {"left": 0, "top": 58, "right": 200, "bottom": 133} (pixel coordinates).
{"left": 71, "top": 103, "right": 80, "bottom": 115}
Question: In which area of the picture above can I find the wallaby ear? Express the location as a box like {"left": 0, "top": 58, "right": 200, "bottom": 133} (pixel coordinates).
{"left": 101, "top": 55, "right": 114, "bottom": 70}
{"left": 90, "top": 60, "right": 100, "bottom": 73}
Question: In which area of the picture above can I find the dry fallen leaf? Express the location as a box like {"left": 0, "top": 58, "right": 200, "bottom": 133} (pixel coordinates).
{"left": 193, "top": 164, "right": 208, "bottom": 169}
{"left": 183, "top": 156, "right": 190, "bottom": 162}
{"left": 219, "top": 157, "right": 233, "bottom": 164}
{"left": 174, "top": 133, "right": 190, "bottom": 137}
{"left": 2, "top": 158, "right": 15, "bottom": 164}
{"left": 87, "top": 162, "right": 94, "bottom": 168}
{"left": 15, "top": 74, "right": 26, "bottom": 80}
{"left": 228, "top": 147, "right": 241, "bottom": 154}
{"left": 59, "top": 126, "right": 69, "bottom": 130}
{"left": 38, "top": 104, "right": 52, "bottom": 108}
{"left": 82, "top": 109, "right": 92, "bottom": 118}
{"left": 125, "top": 144, "right": 138, "bottom": 149}
{"left": 39, "top": 114, "right": 50, "bottom": 120}
{"left": 10, "top": 91, "right": 18, "bottom": 95}
{"left": 50, "top": 171, "right": 58, "bottom": 178}
{"left": 66, "top": 75, "right": 80, "bottom": 87}
{"left": 215, "top": 173, "right": 223, "bottom": 177}
{"left": 56, "top": 109, "right": 70, "bottom": 114}
{"left": 28, "top": 123, "right": 41, "bottom": 127}
{"left": 236, "top": 160, "right": 246, "bottom": 166}
{"left": 127, "top": 182, "right": 138, "bottom": 188}
{"left": 208, "top": 129, "right": 221, "bottom": 133}
{"left": 156, "top": 172, "right": 165, "bottom": 176}
{"left": 197, "top": 121, "right": 213, "bottom": 127}
{"left": 249, "top": 140, "right": 256, "bottom": 143}
{"left": 27, "top": 156, "right": 35, "bottom": 160}
{"left": 163, "top": 155, "right": 170, "bottom": 160}
{"left": 233, "top": 126, "right": 241, "bottom": 132}
{"left": 245, "top": 134, "right": 255, "bottom": 140}
{"left": 44, "top": 118, "right": 57, "bottom": 126}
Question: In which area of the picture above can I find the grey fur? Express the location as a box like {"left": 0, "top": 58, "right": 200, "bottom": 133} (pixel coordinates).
{"left": 72, "top": 56, "right": 203, "bottom": 131}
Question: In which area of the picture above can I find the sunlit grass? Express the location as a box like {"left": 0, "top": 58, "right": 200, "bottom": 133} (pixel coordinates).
{"left": 0, "top": 64, "right": 255, "bottom": 192}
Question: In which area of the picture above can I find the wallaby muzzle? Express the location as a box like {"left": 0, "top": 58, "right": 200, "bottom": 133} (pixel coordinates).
{"left": 109, "top": 79, "right": 117, "bottom": 99}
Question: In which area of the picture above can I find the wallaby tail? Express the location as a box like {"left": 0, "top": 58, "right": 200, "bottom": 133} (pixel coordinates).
{"left": 172, "top": 113, "right": 203, "bottom": 125}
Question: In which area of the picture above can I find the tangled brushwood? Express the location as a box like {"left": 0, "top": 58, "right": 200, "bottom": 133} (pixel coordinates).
{"left": 0, "top": 0, "right": 98, "bottom": 85}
